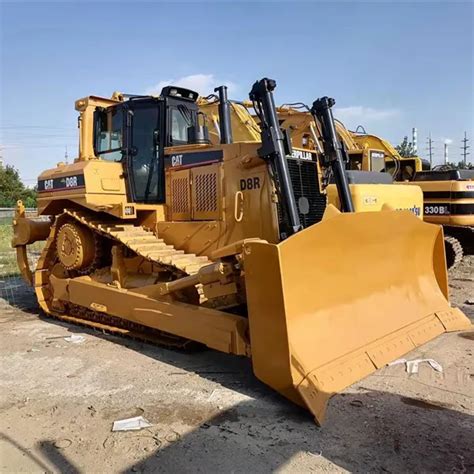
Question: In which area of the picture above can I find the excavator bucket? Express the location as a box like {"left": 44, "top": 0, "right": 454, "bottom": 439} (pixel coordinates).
{"left": 243, "top": 208, "right": 471, "bottom": 425}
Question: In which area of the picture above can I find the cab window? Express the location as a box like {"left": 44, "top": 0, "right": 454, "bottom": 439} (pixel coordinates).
{"left": 95, "top": 107, "right": 123, "bottom": 161}
{"left": 169, "top": 107, "right": 190, "bottom": 145}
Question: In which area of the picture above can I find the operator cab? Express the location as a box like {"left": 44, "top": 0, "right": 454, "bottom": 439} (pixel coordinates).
{"left": 93, "top": 86, "right": 209, "bottom": 204}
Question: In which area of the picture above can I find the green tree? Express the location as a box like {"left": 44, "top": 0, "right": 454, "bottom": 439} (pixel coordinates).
{"left": 396, "top": 136, "right": 417, "bottom": 158}
{"left": 0, "top": 164, "right": 37, "bottom": 207}
{"left": 455, "top": 160, "right": 474, "bottom": 170}
{"left": 434, "top": 161, "right": 474, "bottom": 171}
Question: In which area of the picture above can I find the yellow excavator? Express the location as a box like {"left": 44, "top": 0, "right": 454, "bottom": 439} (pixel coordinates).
{"left": 273, "top": 105, "right": 473, "bottom": 268}
{"left": 12, "top": 78, "right": 470, "bottom": 425}
{"left": 208, "top": 98, "right": 425, "bottom": 218}
{"left": 350, "top": 133, "right": 474, "bottom": 267}
{"left": 408, "top": 167, "right": 474, "bottom": 265}
{"left": 339, "top": 132, "right": 474, "bottom": 268}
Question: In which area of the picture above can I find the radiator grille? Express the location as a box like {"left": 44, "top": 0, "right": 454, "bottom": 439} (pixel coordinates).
{"left": 282, "top": 158, "right": 327, "bottom": 228}
{"left": 194, "top": 173, "right": 218, "bottom": 213}
{"left": 171, "top": 177, "right": 190, "bottom": 215}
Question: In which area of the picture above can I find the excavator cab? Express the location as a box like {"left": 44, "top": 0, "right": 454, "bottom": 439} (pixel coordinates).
{"left": 93, "top": 87, "right": 206, "bottom": 204}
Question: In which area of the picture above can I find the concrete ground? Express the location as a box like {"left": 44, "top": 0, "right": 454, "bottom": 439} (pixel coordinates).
{"left": 0, "top": 258, "right": 473, "bottom": 473}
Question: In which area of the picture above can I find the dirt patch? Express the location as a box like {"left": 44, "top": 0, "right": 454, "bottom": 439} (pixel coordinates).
{"left": 0, "top": 256, "right": 473, "bottom": 472}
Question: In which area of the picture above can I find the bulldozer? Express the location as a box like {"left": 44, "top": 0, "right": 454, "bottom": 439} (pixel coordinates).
{"left": 12, "top": 78, "right": 470, "bottom": 425}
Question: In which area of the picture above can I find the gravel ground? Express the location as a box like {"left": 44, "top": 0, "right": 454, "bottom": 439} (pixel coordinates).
{"left": 0, "top": 258, "right": 472, "bottom": 473}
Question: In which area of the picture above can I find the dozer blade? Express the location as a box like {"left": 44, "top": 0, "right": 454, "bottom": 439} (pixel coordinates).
{"left": 243, "top": 210, "right": 471, "bottom": 425}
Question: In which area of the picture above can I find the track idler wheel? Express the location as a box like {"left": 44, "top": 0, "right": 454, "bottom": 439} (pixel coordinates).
{"left": 56, "top": 222, "right": 98, "bottom": 272}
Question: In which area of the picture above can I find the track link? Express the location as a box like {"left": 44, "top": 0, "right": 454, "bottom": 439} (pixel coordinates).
{"left": 444, "top": 225, "right": 473, "bottom": 256}
{"left": 444, "top": 235, "right": 463, "bottom": 270}
{"left": 64, "top": 209, "right": 212, "bottom": 276}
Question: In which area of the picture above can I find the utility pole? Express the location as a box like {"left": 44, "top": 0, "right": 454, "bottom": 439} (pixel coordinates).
{"left": 426, "top": 133, "right": 434, "bottom": 167}
{"left": 65, "top": 146, "right": 69, "bottom": 165}
{"left": 412, "top": 127, "right": 418, "bottom": 154}
{"left": 444, "top": 142, "right": 449, "bottom": 165}
{"left": 461, "top": 132, "right": 470, "bottom": 166}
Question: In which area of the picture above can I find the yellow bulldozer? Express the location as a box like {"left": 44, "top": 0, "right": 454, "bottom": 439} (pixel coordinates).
{"left": 12, "top": 78, "right": 470, "bottom": 425}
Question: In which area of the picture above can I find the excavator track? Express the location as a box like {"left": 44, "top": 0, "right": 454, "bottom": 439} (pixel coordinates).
{"left": 33, "top": 210, "right": 213, "bottom": 349}
{"left": 445, "top": 225, "right": 474, "bottom": 256}
{"left": 444, "top": 234, "right": 463, "bottom": 270}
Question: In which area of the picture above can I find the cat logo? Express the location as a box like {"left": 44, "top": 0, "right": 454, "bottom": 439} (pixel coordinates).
{"left": 171, "top": 155, "right": 183, "bottom": 167}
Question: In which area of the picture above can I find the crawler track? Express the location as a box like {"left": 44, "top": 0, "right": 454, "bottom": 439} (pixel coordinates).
{"left": 33, "top": 211, "right": 213, "bottom": 349}
{"left": 444, "top": 235, "right": 463, "bottom": 270}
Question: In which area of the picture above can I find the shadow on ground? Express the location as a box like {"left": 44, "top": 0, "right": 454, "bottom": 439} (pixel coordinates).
{"left": 13, "top": 391, "right": 472, "bottom": 473}
{"left": 119, "top": 391, "right": 473, "bottom": 473}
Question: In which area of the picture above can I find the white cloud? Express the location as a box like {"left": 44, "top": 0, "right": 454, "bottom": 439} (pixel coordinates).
{"left": 146, "top": 74, "right": 238, "bottom": 97}
{"left": 334, "top": 105, "right": 400, "bottom": 124}
{"left": 443, "top": 138, "right": 453, "bottom": 145}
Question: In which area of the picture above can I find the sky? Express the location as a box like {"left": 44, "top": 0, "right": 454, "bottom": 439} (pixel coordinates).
{"left": 0, "top": 0, "right": 473, "bottom": 184}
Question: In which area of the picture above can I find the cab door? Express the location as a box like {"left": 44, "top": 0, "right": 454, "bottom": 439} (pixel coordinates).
{"left": 125, "top": 99, "right": 165, "bottom": 203}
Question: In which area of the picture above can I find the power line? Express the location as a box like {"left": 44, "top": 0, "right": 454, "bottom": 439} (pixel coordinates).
{"left": 0, "top": 125, "right": 75, "bottom": 130}
{"left": 1, "top": 143, "right": 77, "bottom": 149}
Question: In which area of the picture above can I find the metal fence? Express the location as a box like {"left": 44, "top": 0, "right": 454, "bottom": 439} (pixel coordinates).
{"left": 0, "top": 208, "right": 37, "bottom": 219}
{"left": 0, "top": 208, "right": 42, "bottom": 307}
